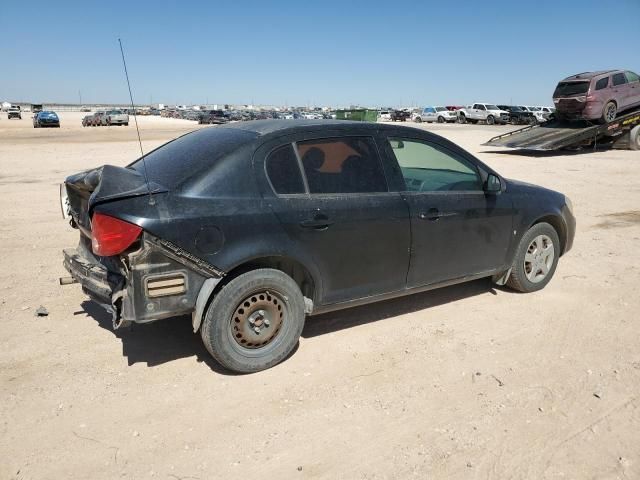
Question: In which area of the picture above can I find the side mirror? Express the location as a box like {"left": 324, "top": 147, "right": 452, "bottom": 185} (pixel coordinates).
{"left": 484, "top": 173, "right": 502, "bottom": 194}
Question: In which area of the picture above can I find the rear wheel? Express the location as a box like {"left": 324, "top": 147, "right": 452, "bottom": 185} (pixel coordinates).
{"left": 414, "top": 117, "right": 422, "bottom": 123}
{"left": 529, "top": 116, "right": 538, "bottom": 125}
{"left": 200, "top": 269, "right": 305, "bottom": 373}
{"left": 506, "top": 222, "right": 560, "bottom": 293}
{"left": 437, "top": 116, "right": 445, "bottom": 123}
{"left": 602, "top": 101, "right": 617, "bottom": 123}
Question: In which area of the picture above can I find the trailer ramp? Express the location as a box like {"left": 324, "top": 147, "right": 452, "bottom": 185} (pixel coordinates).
{"left": 484, "top": 109, "right": 640, "bottom": 151}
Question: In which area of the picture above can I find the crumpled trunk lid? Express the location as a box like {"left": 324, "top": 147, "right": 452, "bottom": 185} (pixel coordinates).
{"left": 64, "top": 164, "right": 167, "bottom": 234}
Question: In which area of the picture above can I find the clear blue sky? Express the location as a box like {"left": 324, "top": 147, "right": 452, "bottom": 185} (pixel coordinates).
{"left": 1, "top": 0, "right": 638, "bottom": 107}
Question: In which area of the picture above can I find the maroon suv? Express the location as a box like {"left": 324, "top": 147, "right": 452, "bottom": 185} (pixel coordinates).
{"left": 553, "top": 70, "right": 640, "bottom": 123}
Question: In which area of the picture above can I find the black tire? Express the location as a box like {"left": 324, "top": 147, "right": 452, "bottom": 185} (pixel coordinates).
{"left": 200, "top": 268, "right": 305, "bottom": 373}
{"left": 529, "top": 116, "right": 538, "bottom": 125}
{"left": 506, "top": 222, "right": 560, "bottom": 293}
{"left": 437, "top": 116, "right": 445, "bottom": 123}
{"left": 630, "top": 125, "right": 640, "bottom": 151}
{"left": 458, "top": 114, "right": 466, "bottom": 124}
{"left": 486, "top": 115, "right": 495, "bottom": 125}
{"left": 124, "top": 122, "right": 128, "bottom": 126}
{"left": 602, "top": 101, "right": 617, "bottom": 123}
{"left": 414, "top": 117, "right": 422, "bottom": 123}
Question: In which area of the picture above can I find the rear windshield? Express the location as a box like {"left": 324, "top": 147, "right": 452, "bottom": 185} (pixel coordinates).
{"left": 107, "top": 110, "right": 123, "bottom": 115}
{"left": 128, "top": 127, "right": 257, "bottom": 188}
{"left": 554, "top": 81, "right": 589, "bottom": 96}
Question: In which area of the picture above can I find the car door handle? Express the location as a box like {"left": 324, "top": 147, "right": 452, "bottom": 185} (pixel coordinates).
{"left": 419, "top": 209, "right": 457, "bottom": 221}
{"left": 300, "top": 215, "right": 333, "bottom": 230}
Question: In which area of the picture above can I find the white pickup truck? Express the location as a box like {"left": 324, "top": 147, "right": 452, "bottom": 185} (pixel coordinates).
{"left": 457, "top": 103, "right": 510, "bottom": 125}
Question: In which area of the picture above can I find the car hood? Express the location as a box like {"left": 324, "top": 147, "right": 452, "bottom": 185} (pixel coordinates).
{"left": 505, "top": 178, "right": 564, "bottom": 201}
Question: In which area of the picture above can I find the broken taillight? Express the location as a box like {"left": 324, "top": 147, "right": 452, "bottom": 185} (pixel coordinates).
{"left": 91, "top": 212, "right": 142, "bottom": 257}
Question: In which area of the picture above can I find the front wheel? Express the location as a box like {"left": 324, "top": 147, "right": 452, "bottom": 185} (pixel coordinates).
{"left": 200, "top": 269, "right": 305, "bottom": 373}
{"left": 437, "top": 116, "right": 445, "bottom": 123}
{"left": 506, "top": 222, "right": 560, "bottom": 293}
{"left": 414, "top": 117, "right": 422, "bottom": 123}
{"left": 486, "top": 115, "right": 495, "bottom": 125}
{"left": 458, "top": 114, "right": 466, "bottom": 124}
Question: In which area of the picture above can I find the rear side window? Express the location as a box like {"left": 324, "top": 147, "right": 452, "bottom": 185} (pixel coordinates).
{"left": 612, "top": 73, "right": 627, "bottom": 86}
{"left": 297, "top": 136, "right": 387, "bottom": 194}
{"left": 265, "top": 144, "right": 305, "bottom": 194}
{"left": 595, "top": 77, "right": 609, "bottom": 90}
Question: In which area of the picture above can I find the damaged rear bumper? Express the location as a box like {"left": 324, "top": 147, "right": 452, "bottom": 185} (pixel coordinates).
{"left": 62, "top": 234, "right": 223, "bottom": 329}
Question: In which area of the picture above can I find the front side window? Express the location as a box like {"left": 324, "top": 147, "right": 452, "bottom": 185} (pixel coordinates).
{"left": 265, "top": 144, "right": 305, "bottom": 194}
{"left": 595, "top": 77, "right": 609, "bottom": 90}
{"left": 626, "top": 71, "right": 640, "bottom": 83}
{"left": 297, "top": 136, "right": 387, "bottom": 194}
{"left": 612, "top": 73, "right": 628, "bottom": 86}
{"left": 387, "top": 138, "right": 482, "bottom": 192}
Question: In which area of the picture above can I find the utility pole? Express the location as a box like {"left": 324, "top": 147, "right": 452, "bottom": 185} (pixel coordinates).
{"left": 78, "top": 90, "right": 82, "bottom": 106}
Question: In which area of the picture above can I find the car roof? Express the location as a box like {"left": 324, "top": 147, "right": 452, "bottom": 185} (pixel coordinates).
{"left": 218, "top": 119, "right": 385, "bottom": 136}
{"left": 561, "top": 70, "right": 619, "bottom": 81}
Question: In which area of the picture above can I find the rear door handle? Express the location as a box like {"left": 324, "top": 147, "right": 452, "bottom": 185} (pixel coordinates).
{"left": 300, "top": 215, "right": 333, "bottom": 230}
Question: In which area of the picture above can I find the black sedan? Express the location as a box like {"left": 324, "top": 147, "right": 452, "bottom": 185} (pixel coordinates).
{"left": 497, "top": 105, "right": 537, "bottom": 125}
{"left": 60, "top": 120, "right": 575, "bottom": 373}
{"left": 33, "top": 111, "right": 60, "bottom": 128}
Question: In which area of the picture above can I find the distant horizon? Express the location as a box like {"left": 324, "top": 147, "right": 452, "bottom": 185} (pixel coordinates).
{"left": 2, "top": 0, "right": 638, "bottom": 107}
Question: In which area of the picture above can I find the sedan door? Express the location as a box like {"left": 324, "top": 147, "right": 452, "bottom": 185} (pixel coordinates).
{"left": 381, "top": 135, "right": 514, "bottom": 288}
{"left": 255, "top": 134, "right": 410, "bottom": 306}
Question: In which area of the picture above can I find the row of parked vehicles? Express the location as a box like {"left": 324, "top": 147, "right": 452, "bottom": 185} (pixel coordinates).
{"left": 82, "top": 110, "right": 130, "bottom": 127}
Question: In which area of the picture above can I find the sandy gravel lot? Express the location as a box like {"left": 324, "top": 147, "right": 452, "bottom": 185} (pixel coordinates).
{"left": 1, "top": 112, "right": 639, "bottom": 479}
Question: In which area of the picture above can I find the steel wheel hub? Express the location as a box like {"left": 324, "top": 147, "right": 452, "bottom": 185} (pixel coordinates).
{"left": 524, "top": 234, "right": 555, "bottom": 284}
{"left": 231, "top": 291, "right": 285, "bottom": 349}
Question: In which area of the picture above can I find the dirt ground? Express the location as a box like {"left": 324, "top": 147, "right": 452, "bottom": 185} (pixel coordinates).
{"left": 1, "top": 112, "right": 639, "bottom": 480}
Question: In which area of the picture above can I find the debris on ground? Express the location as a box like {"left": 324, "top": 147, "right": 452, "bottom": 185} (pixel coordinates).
{"left": 34, "top": 306, "right": 48, "bottom": 317}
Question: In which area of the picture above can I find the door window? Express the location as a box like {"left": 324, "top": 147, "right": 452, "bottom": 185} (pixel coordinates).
{"left": 387, "top": 138, "right": 482, "bottom": 192}
{"left": 612, "top": 73, "right": 628, "bottom": 86}
{"left": 265, "top": 144, "right": 305, "bottom": 194}
{"left": 626, "top": 71, "right": 640, "bottom": 83}
{"left": 296, "top": 136, "right": 388, "bottom": 194}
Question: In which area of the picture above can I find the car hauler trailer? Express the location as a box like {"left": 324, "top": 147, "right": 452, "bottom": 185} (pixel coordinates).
{"left": 484, "top": 108, "right": 640, "bottom": 151}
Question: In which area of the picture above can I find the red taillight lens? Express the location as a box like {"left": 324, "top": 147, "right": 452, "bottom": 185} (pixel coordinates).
{"left": 91, "top": 212, "right": 142, "bottom": 257}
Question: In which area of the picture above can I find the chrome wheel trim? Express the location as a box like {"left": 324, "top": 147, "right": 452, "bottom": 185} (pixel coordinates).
{"left": 605, "top": 103, "right": 617, "bottom": 122}
{"left": 524, "top": 234, "right": 555, "bottom": 284}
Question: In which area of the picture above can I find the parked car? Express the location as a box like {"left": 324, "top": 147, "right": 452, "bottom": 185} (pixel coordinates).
{"left": 7, "top": 107, "right": 21, "bottom": 120}
{"left": 378, "top": 110, "right": 392, "bottom": 121}
{"left": 60, "top": 120, "right": 575, "bottom": 373}
{"left": 91, "top": 111, "right": 108, "bottom": 126}
{"left": 106, "top": 110, "right": 129, "bottom": 126}
{"left": 553, "top": 70, "right": 640, "bottom": 123}
{"left": 199, "top": 110, "right": 229, "bottom": 124}
{"left": 457, "top": 103, "right": 510, "bottom": 125}
{"left": 33, "top": 111, "right": 60, "bottom": 128}
{"left": 520, "top": 106, "right": 549, "bottom": 124}
{"left": 497, "top": 105, "right": 537, "bottom": 125}
{"left": 390, "top": 110, "right": 411, "bottom": 122}
{"left": 413, "top": 106, "right": 457, "bottom": 123}
{"left": 81, "top": 115, "right": 93, "bottom": 127}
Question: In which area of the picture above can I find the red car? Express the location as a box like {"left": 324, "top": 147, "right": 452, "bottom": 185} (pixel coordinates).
{"left": 553, "top": 70, "right": 640, "bottom": 123}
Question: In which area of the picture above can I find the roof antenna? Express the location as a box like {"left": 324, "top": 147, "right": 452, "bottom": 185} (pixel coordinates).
{"left": 118, "top": 38, "right": 155, "bottom": 205}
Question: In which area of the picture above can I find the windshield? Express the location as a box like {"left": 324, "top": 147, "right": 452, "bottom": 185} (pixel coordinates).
{"left": 435, "top": 107, "right": 447, "bottom": 112}
{"left": 554, "top": 81, "right": 590, "bottom": 97}
{"left": 485, "top": 105, "right": 499, "bottom": 110}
